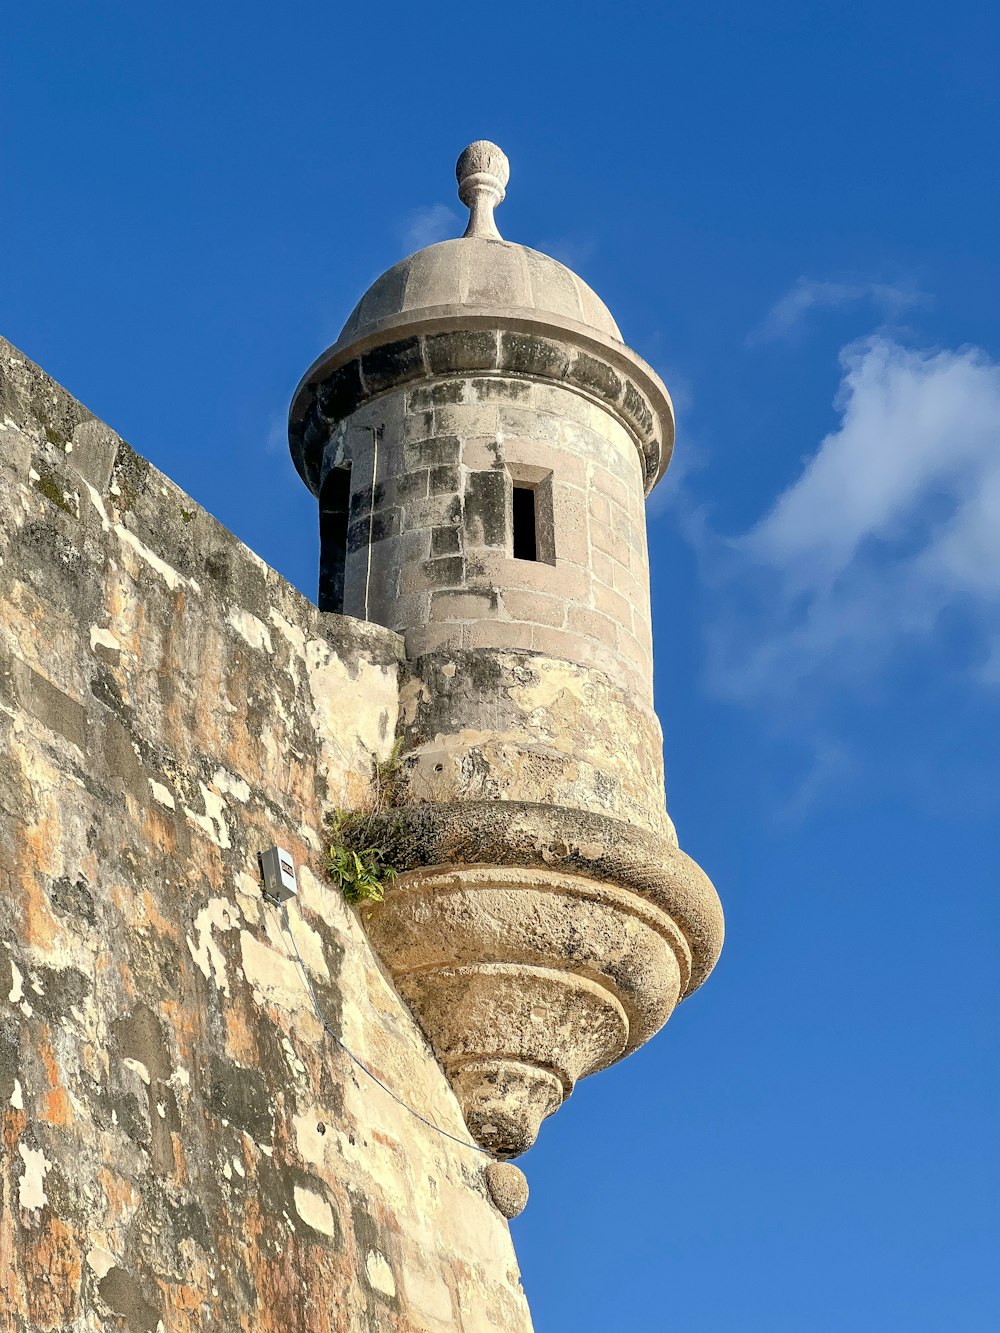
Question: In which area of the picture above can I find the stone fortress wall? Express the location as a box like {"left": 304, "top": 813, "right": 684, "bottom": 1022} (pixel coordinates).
{"left": 0, "top": 335, "right": 535, "bottom": 1333}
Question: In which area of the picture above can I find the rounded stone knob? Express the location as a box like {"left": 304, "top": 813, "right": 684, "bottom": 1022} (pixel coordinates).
{"left": 484, "top": 1161, "right": 529, "bottom": 1219}
{"left": 456, "top": 140, "right": 509, "bottom": 241}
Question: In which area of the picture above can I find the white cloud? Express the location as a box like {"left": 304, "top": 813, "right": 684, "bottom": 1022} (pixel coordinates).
{"left": 749, "top": 278, "right": 925, "bottom": 345}
{"left": 537, "top": 233, "right": 598, "bottom": 271}
{"left": 706, "top": 336, "right": 1000, "bottom": 705}
{"left": 265, "top": 411, "right": 287, "bottom": 456}
{"left": 401, "top": 203, "right": 460, "bottom": 251}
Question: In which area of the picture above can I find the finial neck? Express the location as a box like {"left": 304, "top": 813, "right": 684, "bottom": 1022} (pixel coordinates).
{"left": 456, "top": 140, "right": 510, "bottom": 241}
{"left": 460, "top": 175, "right": 505, "bottom": 239}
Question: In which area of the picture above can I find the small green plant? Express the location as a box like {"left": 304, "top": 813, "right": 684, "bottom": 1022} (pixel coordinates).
{"left": 325, "top": 740, "right": 407, "bottom": 906}
{"left": 327, "top": 837, "right": 397, "bottom": 905}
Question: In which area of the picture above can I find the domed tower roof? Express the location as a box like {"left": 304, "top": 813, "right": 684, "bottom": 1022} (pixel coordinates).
{"left": 339, "top": 140, "right": 622, "bottom": 344}
{"left": 340, "top": 238, "right": 623, "bottom": 346}
{"left": 289, "top": 141, "right": 674, "bottom": 496}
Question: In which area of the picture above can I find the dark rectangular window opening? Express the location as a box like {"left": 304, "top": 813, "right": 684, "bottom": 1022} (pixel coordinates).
{"left": 318, "top": 462, "right": 352, "bottom": 613}
{"left": 512, "top": 485, "right": 538, "bottom": 561}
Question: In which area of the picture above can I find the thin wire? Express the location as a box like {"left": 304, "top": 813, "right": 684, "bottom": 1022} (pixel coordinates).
{"left": 363, "top": 425, "right": 379, "bottom": 621}
{"left": 271, "top": 898, "right": 490, "bottom": 1156}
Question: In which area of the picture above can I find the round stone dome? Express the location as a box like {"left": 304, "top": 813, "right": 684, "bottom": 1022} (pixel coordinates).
{"left": 339, "top": 237, "right": 622, "bottom": 346}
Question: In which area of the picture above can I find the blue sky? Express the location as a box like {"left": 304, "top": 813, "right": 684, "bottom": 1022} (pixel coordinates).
{"left": 4, "top": 4, "right": 998, "bottom": 1329}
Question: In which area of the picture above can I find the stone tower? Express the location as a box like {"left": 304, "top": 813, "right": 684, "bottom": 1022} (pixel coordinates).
{"left": 289, "top": 141, "right": 724, "bottom": 1160}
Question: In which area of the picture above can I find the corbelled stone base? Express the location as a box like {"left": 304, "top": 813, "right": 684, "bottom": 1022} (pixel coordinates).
{"left": 363, "top": 841, "right": 721, "bottom": 1156}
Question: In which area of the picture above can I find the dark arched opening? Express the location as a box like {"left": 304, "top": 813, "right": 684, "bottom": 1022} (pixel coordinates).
{"left": 318, "top": 463, "right": 352, "bottom": 614}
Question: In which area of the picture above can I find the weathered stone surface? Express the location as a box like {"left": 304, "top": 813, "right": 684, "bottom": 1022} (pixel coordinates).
{"left": 484, "top": 1163, "right": 529, "bottom": 1220}
{"left": 360, "top": 337, "right": 423, "bottom": 396}
{"left": 357, "top": 802, "right": 722, "bottom": 993}
{"left": 425, "top": 330, "right": 499, "bottom": 374}
{"left": 311, "top": 375, "right": 659, "bottom": 701}
{"left": 290, "top": 330, "right": 670, "bottom": 495}
{"left": 357, "top": 834, "right": 719, "bottom": 1155}
{"left": 4, "top": 138, "right": 725, "bottom": 1326}
{"left": 284, "top": 146, "right": 721, "bottom": 1170}
{"left": 0, "top": 335, "right": 533, "bottom": 1332}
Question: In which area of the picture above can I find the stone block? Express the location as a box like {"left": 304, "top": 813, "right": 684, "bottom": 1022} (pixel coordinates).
{"left": 591, "top": 547, "right": 616, "bottom": 588}
{"left": 402, "top": 410, "right": 435, "bottom": 444}
{"left": 594, "top": 468, "right": 630, "bottom": 510}
{"left": 616, "top": 624, "right": 653, "bottom": 681}
{"left": 302, "top": 411, "right": 329, "bottom": 457}
{"left": 591, "top": 520, "right": 630, "bottom": 566}
{"left": 529, "top": 624, "right": 590, "bottom": 665}
{"left": 403, "top": 435, "right": 461, "bottom": 472}
{"left": 396, "top": 527, "right": 433, "bottom": 565}
{"left": 551, "top": 487, "right": 590, "bottom": 563}
{"left": 499, "top": 332, "right": 570, "bottom": 381}
{"left": 629, "top": 540, "right": 651, "bottom": 579}
{"left": 467, "top": 243, "right": 531, "bottom": 306}
{"left": 504, "top": 435, "right": 586, "bottom": 489}
{"left": 632, "top": 612, "right": 654, "bottom": 654}
{"left": 567, "top": 351, "right": 623, "bottom": 404}
{"left": 463, "top": 620, "right": 534, "bottom": 651}
{"left": 498, "top": 405, "right": 562, "bottom": 446}
{"left": 461, "top": 434, "right": 503, "bottom": 471}
{"left": 407, "top": 379, "right": 464, "bottom": 411}
{"left": 431, "top": 589, "right": 499, "bottom": 621}
{"left": 398, "top": 555, "right": 465, "bottom": 595}
{"left": 577, "top": 633, "right": 636, "bottom": 687}
{"left": 361, "top": 337, "right": 423, "bottom": 395}
{"left": 622, "top": 379, "right": 655, "bottom": 437}
{"left": 430, "top": 525, "right": 462, "bottom": 557}
{"left": 405, "top": 623, "right": 464, "bottom": 657}
{"left": 531, "top": 380, "right": 594, "bottom": 427}
{"left": 566, "top": 606, "right": 618, "bottom": 648}
{"left": 589, "top": 491, "right": 611, "bottom": 527}
{"left": 464, "top": 470, "right": 507, "bottom": 548}
{"left": 347, "top": 507, "right": 399, "bottom": 553}
{"left": 502, "top": 590, "right": 565, "bottom": 627}
{"left": 433, "top": 401, "right": 500, "bottom": 438}
{"left": 404, "top": 493, "right": 462, "bottom": 531}
{"left": 468, "top": 376, "right": 531, "bottom": 403}
{"left": 391, "top": 591, "right": 432, "bottom": 630}
{"left": 613, "top": 562, "right": 647, "bottom": 614}
{"left": 317, "top": 360, "right": 364, "bottom": 424}
{"left": 593, "top": 580, "right": 632, "bottom": 627}
{"left": 429, "top": 464, "right": 460, "bottom": 496}
{"left": 424, "top": 329, "right": 499, "bottom": 374}
{"left": 348, "top": 479, "right": 387, "bottom": 522}
{"left": 468, "top": 551, "right": 587, "bottom": 601}
{"left": 391, "top": 469, "right": 430, "bottom": 505}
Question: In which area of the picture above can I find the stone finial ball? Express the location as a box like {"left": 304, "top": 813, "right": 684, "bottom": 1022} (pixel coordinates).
{"left": 484, "top": 1161, "right": 529, "bottom": 1219}
{"left": 456, "top": 140, "right": 510, "bottom": 203}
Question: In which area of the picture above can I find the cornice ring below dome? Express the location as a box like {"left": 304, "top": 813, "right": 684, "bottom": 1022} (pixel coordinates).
{"left": 289, "top": 311, "right": 674, "bottom": 499}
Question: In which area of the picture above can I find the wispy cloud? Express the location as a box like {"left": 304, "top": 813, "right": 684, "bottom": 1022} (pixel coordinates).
{"left": 645, "top": 363, "right": 704, "bottom": 518}
{"left": 537, "top": 233, "right": 599, "bottom": 271}
{"left": 401, "top": 204, "right": 460, "bottom": 251}
{"left": 749, "top": 278, "right": 926, "bottom": 345}
{"left": 265, "top": 411, "right": 286, "bottom": 456}
{"left": 703, "top": 335, "right": 1000, "bottom": 707}
{"left": 260, "top": 409, "right": 308, "bottom": 500}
